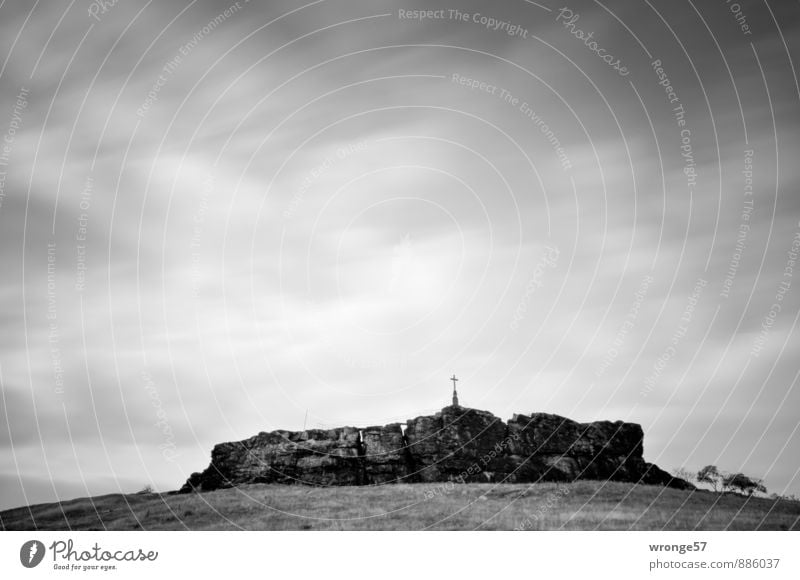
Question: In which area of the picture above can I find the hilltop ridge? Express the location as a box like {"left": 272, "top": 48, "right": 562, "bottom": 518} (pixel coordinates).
{"left": 180, "top": 405, "right": 693, "bottom": 492}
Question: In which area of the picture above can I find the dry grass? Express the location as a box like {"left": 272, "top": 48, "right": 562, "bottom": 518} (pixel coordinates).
{"left": 2, "top": 481, "right": 798, "bottom": 531}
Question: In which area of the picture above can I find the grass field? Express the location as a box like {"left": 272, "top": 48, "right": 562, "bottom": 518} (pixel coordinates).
{"left": 2, "top": 481, "right": 798, "bottom": 531}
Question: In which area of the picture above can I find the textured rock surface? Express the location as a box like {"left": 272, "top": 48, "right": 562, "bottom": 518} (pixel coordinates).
{"left": 181, "top": 427, "right": 363, "bottom": 491}
{"left": 180, "top": 406, "right": 694, "bottom": 493}
{"left": 362, "top": 423, "right": 411, "bottom": 484}
{"left": 505, "top": 413, "right": 650, "bottom": 483}
{"left": 405, "top": 406, "right": 508, "bottom": 483}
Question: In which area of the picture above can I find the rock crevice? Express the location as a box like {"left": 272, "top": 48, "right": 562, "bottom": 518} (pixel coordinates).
{"left": 180, "top": 406, "right": 693, "bottom": 492}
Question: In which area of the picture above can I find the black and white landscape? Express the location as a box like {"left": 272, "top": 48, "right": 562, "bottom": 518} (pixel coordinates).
{"left": 0, "top": 0, "right": 799, "bottom": 531}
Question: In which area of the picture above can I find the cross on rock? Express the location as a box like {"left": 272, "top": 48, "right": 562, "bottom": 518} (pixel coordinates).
{"left": 450, "top": 374, "right": 460, "bottom": 407}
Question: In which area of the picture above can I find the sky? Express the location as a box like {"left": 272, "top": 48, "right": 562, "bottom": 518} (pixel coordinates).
{"left": 0, "top": 0, "right": 799, "bottom": 511}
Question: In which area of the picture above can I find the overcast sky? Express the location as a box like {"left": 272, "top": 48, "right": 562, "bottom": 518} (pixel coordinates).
{"left": 1, "top": 0, "right": 799, "bottom": 510}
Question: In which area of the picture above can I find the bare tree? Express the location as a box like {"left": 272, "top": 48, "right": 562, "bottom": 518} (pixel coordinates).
{"left": 672, "top": 467, "right": 693, "bottom": 482}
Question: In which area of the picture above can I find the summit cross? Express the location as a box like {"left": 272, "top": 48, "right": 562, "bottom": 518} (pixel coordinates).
{"left": 450, "top": 374, "right": 459, "bottom": 407}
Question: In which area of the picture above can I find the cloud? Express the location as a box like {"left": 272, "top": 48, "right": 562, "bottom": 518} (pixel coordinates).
{"left": 1, "top": 1, "right": 799, "bottom": 510}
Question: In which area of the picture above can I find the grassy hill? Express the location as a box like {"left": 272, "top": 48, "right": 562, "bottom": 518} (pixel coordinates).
{"left": 2, "top": 481, "right": 798, "bottom": 531}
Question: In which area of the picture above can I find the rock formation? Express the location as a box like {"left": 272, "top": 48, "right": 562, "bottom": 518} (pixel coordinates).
{"left": 180, "top": 405, "right": 693, "bottom": 493}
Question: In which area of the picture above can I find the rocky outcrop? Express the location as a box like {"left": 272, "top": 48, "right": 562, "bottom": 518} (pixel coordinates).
{"left": 504, "top": 413, "right": 649, "bottom": 483}
{"left": 361, "top": 423, "right": 411, "bottom": 484}
{"left": 405, "top": 406, "right": 508, "bottom": 483}
{"left": 181, "top": 427, "right": 364, "bottom": 491}
{"left": 180, "top": 406, "right": 694, "bottom": 493}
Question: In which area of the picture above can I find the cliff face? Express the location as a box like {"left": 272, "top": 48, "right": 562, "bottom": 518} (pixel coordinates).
{"left": 180, "top": 406, "right": 693, "bottom": 492}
